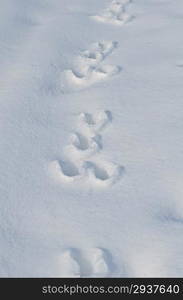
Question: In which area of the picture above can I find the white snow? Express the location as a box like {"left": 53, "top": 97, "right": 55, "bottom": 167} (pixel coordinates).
{"left": 1, "top": 0, "right": 183, "bottom": 277}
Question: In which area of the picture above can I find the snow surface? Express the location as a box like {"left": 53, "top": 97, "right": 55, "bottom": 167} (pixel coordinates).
{"left": 1, "top": 0, "right": 183, "bottom": 277}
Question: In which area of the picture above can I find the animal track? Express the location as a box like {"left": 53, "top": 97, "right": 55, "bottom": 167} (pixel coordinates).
{"left": 78, "top": 40, "right": 118, "bottom": 67}
{"left": 84, "top": 161, "right": 124, "bottom": 186}
{"left": 62, "top": 41, "right": 121, "bottom": 91}
{"left": 57, "top": 1, "right": 131, "bottom": 186}
{"left": 79, "top": 110, "right": 112, "bottom": 133}
{"left": 50, "top": 159, "right": 123, "bottom": 186}
{"left": 89, "top": 248, "right": 110, "bottom": 277}
{"left": 58, "top": 248, "right": 113, "bottom": 277}
{"left": 65, "top": 65, "right": 120, "bottom": 88}
{"left": 50, "top": 110, "right": 124, "bottom": 186}
{"left": 58, "top": 249, "right": 81, "bottom": 278}
{"left": 92, "top": 0, "right": 133, "bottom": 26}
{"left": 50, "top": 160, "right": 83, "bottom": 182}
{"left": 65, "top": 132, "right": 102, "bottom": 159}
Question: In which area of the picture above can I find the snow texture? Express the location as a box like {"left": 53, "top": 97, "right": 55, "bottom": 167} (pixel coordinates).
{"left": 1, "top": 0, "right": 183, "bottom": 277}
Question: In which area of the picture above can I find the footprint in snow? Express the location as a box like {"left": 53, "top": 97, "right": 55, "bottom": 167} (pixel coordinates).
{"left": 58, "top": 249, "right": 81, "bottom": 278}
{"left": 83, "top": 160, "right": 125, "bottom": 187}
{"left": 79, "top": 110, "right": 113, "bottom": 133}
{"left": 65, "top": 65, "right": 120, "bottom": 88}
{"left": 77, "top": 40, "right": 118, "bottom": 68}
{"left": 58, "top": 248, "right": 113, "bottom": 277}
{"left": 65, "top": 110, "right": 112, "bottom": 159}
{"left": 49, "top": 110, "right": 124, "bottom": 186}
{"left": 61, "top": 41, "right": 121, "bottom": 92}
{"left": 91, "top": 0, "right": 134, "bottom": 26}
{"left": 64, "top": 132, "right": 102, "bottom": 159}
{"left": 50, "top": 159, "right": 124, "bottom": 187}
{"left": 50, "top": 160, "right": 83, "bottom": 183}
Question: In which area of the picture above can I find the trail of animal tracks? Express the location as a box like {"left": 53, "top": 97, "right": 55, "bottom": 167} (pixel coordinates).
{"left": 1, "top": 0, "right": 183, "bottom": 277}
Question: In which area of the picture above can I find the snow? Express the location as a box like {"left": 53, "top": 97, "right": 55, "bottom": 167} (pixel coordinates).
{"left": 0, "top": 0, "right": 183, "bottom": 277}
